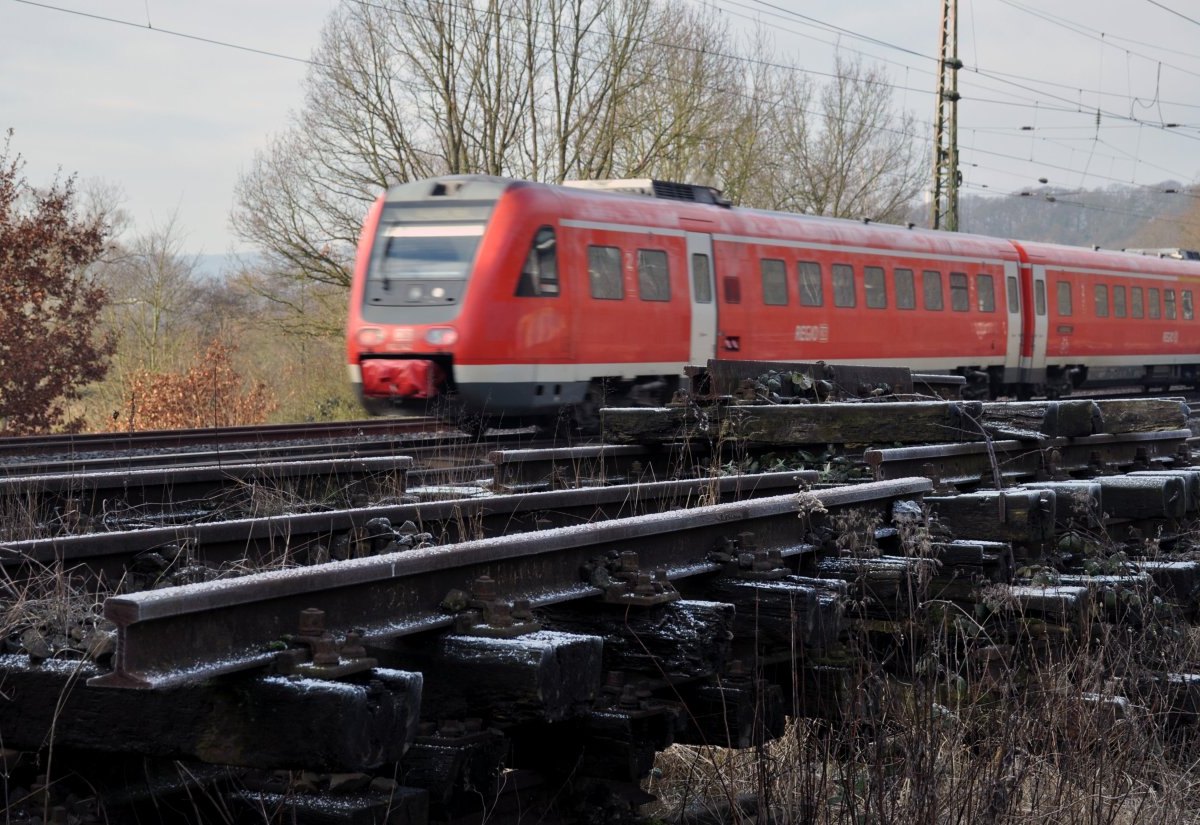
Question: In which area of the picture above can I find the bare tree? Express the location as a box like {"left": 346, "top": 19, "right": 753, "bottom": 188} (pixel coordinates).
{"left": 100, "top": 212, "right": 201, "bottom": 374}
{"left": 232, "top": 0, "right": 925, "bottom": 307}
{"left": 749, "top": 55, "right": 926, "bottom": 221}
{"left": 233, "top": 0, "right": 757, "bottom": 293}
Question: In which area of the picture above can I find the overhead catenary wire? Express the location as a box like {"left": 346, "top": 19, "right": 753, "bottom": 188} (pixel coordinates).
{"left": 9, "top": 0, "right": 1198, "bottom": 204}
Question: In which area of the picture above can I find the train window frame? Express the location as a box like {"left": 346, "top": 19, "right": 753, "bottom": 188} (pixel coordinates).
{"left": 691, "top": 253, "right": 713, "bottom": 304}
{"left": 1165, "top": 288, "right": 1177, "bottom": 320}
{"left": 798, "top": 261, "right": 823, "bottom": 306}
{"left": 1035, "top": 280, "right": 1046, "bottom": 316}
{"left": 1131, "top": 286, "right": 1144, "bottom": 318}
{"left": 832, "top": 263, "right": 856, "bottom": 308}
{"left": 895, "top": 268, "right": 915, "bottom": 309}
{"left": 1148, "top": 287, "right": 1161, "bottom": 319}
{"left": 1056, "top": 280, "right": 1072, "bottom": 317}
{"left": 1113, "top": 285, "right": 1127, "bottom": 318}
{"left": 636, "top": 248, "right": 671, "bottom": 302}
{"left": 1006, "top": 275, "right": 1019, "bottom": 312}
{"left": 1184, "top": 290, "right": 1194, "bottom": 320}
{"left": 922, "top": 270, "right": 944, "bottom": 311}
{"left": 864, "top": 266, "right": 887, "bottom": 309}
{"left": 1094, "top": 284, "right": 1109, "bottom": 318}
{"left": 949, "top": 272, "right": 969, "bottom": 312}
{"left": 760, "top": 258, "right": 789, "bottom": 306}
{"left": 587, "top": 245, "right": 624, "bottom": 300}
{"left": 514, "top": 226, "right": 559, "bottom": 297}
{"left": 977, "top": 273, "right": 995, "bottom": 312}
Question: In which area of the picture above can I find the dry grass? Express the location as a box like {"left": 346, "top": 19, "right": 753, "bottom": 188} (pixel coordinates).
{"left": 0, "top": 560, "right": 111, "bottom": 661}
{"left": 647, "top": 504, "right": 1200, "bottom": 825}
{"left": 650, "top": 621, "right": 1200, "bottom": 823}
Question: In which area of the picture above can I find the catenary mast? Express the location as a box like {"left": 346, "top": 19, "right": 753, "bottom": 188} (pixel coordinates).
{"left": 931, "top": 0, "right": 961, "bottom": 231}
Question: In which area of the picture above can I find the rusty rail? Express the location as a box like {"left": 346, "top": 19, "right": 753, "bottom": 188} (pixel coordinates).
{"left": 0, "top": 417, "right": 449, "bottom": 459}
{"left": 93, "top": 477, "right": 931, "bottom": 689}
{"left": 4, "top": 469, "right": 815, "bottom": 574}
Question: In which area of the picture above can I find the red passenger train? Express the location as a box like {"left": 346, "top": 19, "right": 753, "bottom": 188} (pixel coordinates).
{"left": 346, "top": 175, "right": 1200, "bottom": 426}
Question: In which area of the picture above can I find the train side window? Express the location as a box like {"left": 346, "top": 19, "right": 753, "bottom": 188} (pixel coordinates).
{"left": 922, "top": 270, "right": 943, "bottom": 310}
{"left": 1131, "top": 286, "right": 1144, "bottom": 318}
{"left": 588, "top": 245, "right": 624, "bottom": 300}
{"left": 637, "top": 249, "right": 670, "bottom": 302}
{"left": 1184, "top": 290, "right": 1194, "bottom": 320}
{"left": 1113, "top": 285, "right": 1127, "bottom": 317}
{"left": 832, "top": 264, "right": 856, "bottom": 307}
{"left": 724, "top": 276, "right": 741, "bottom": 304}
{"left": 1006, "top": 275, "right": 1019, "bottom": 312}
{"left": 1056, "top": 280, "right": 1072, "bottom": 316}
{"left": 798, "top": 261, "right": 823, "bottom": 306}
{"left": 760, "top": 259, "right": 788, "bottom": 305}
{"left": 977, "top": 274, "right": 995, "bottom": 312}
{"left": 950, "top": 272, "right": 969, "bottom": 312}
{"left": 895, "top": 268, "right": 915, "bottom": 309}
{"left": 1165, "top": 289, "right": 1177, "bottom": 320}
{"left": 1035, "top": 280, "right": 1046, "bottom": 315}
{"left": 1094, "top": 284, "right": 1109, "bottom": 317}
{"left": 1148, "top": 287, "right": 1161, "bottom": 319}
{"left": 691, "top": 253, "right": 713, "bottom": 304}
{"left": 864, "top": 266, "right": 887, "bottom": 309}
{"left": 515, "top": 226, "right": 558, "bottom": 297}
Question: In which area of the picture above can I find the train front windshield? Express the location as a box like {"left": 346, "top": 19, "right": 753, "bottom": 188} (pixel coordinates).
{"left": 379, "top": 225, "right": 484, "bottom": 280}
{"left": 363, "top": 224, "right": 485, "bottom": 319}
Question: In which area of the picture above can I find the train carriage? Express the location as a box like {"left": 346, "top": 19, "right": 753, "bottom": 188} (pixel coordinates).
{"left": 346, "top": 174, "right": 1200, "bottom": 427}
{"left": 1013, "top": 241, "right": 1200, "bottom": 395}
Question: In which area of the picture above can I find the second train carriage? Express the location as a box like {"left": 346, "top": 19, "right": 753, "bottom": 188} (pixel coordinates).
{"left": 346, "top": 175, "right": 1200, "bottom": 426}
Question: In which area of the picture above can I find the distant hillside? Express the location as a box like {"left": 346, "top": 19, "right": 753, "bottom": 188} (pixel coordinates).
{"left": 944, "top": 182, "right": 1198, "bottom": 249}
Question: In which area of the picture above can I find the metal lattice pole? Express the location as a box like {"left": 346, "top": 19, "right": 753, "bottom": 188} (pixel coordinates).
{"left": 931, "top": 0, "right": 961, "bottom": 231}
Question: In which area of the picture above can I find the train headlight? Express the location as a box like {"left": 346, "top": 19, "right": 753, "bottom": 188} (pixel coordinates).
{"left": 356, "top": 327, "right": 385, "bottom": 347}
{"left": 424, "top": 327, "right": 459, "bottom": 346}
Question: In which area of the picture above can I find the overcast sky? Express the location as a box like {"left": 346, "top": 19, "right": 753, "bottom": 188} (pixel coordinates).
{"left": 3, "top": 0, "right": 1199, "bottom": 255}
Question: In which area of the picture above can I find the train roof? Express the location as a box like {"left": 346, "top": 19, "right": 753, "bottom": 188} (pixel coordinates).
{"left": 549, "top": 178, "right": 1020, "bottom": 261}
{"left": 379, "top": 176, "right": 1200, "bottom": 274}
{"left": 382, "top": 175, "right": 517, "bottom": 203}
{"left": 1013, "top": 239, "right": 1200, "bottom": 276}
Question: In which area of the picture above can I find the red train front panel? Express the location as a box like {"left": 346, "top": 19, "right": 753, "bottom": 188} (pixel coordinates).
{"left": 347, "top": 177, "right": 704, "bottom": 419}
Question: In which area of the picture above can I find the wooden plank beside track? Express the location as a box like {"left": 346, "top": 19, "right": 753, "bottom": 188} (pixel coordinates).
{"left": 602, "top": 401, "right": 985, "bottom": 446}
{"left": 1092, "top": 398, "right": 1190, "bottom": 433}
{"left": 979, "top": 400, "right": 1102, "bottom": 439}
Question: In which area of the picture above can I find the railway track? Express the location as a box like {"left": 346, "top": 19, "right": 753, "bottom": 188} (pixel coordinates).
{"left": 5, "top": 388, "right": 1200, "bottom": 823}
{"left": 0, "top": 425, "right": 543, "bottom": 478}
{"left": 0, "top": 416, "right": 448, "bottom": 458}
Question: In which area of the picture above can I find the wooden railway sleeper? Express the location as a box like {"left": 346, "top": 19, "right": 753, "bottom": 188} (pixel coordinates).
{"left": 676, "top": 659, "right": 787, "bottom": 749}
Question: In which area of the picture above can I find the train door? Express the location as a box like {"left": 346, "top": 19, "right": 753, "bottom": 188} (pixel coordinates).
{"left": 686, "top": 233, "right": 717, "bottom": 366}
{"left": 1003, "top": 261, "right": 1022, "bottom": 381}
{"left": 1028, "top": 264, "right": 1049, "bottom": 380}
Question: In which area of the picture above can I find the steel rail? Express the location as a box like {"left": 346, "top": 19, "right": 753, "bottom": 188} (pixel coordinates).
{"left": 0, "top": 432, "right": 549, "bottom": 478}
{"left": 2, "top": 469, "right": 816, "bottom": 572}
{"left": 0, "top": 417, "right": 449, "bottom": 458}
{"left": 0, "top": 456, "right": 414, "bottom": 516}
{"left": 488, "top": 443, "right": 705, "bottom": 490}
{"left": 93, "top": 477, "right": 931, "bottom": 689}
{"left": 0, "top": 438, "right": 447, "bottom": 477}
